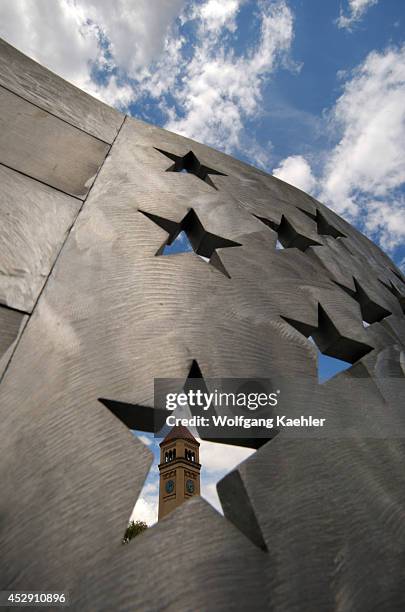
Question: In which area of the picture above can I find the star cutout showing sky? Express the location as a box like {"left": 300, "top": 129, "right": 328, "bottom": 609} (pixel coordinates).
{"left": 335, "top": 278, "right": 391, "bottom": 324}
{"left": 299, "top": 208, "right": 346, "bottom": 239}
{"left": 154, "top": 148, "right": 226, "bottom": 190}
{"left": 254, "top": 214, "right": 322, "bottom": 252}
{"left": 282, "top": 303, "right": 373, "bottom": 365}
{"left": 139, "top": 208, "right": 241, "bottom": 278}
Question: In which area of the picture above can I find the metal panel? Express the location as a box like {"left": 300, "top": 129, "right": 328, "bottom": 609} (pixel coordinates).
{"left": 218, "top": 436, "right": 405, "bottom": 611}
{"left": 77, "top": 498, "right": 268, "bottom": 611}
{"left": 0, "top": 305, "right": 27, "bottom": 378}
{"left": 0, "top": 86, "right": 109, "bottom": 198}
{"left": 0, "top": 164, "right": 82, "bottom": 312}
{"left": 0, "top": 37, "right": 123, "bottom": 144}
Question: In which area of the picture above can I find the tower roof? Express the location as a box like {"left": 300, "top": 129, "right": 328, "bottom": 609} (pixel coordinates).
{"left": 160, "top": 425, "right": 199, "bottom": 446}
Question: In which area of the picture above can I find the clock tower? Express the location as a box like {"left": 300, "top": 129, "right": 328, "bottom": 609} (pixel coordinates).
{"left": 158, "top": 425, "right": 201, "bottom": 520}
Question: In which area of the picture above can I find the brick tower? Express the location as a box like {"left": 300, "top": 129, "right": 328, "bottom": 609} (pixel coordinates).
{"left": 158, "top": 425, "right": 201, "bottom": 520}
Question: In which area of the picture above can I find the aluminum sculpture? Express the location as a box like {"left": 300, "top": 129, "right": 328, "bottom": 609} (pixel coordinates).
{"left": 0, "top": 38, "right": 404, "bottom": 611}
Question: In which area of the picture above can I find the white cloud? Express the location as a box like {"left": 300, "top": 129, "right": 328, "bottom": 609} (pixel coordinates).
{"left": 130, "top": 495, "right": 158, "bottom": 525}
{"left": 319, "top": 45, "right": 405, "bottom": 249}
{"left": 273, "top": 155, "right": 316, "bottom": 193}
{"left": 199, "top": 0, "right": 242, "bottom": 33}
{"left": 363, "top": 198, "right": 405, "bottom": 252}
{"left": 337, "top": 0, "right": 379, "bottom": 30}
{"left": 79, "top": 0, "right": 186, "bottom": 78}
{"left": 323, "top": 46, "right": 405, "bottom": 207}
{"left": 198, "top": 438, "right": 254, "bottom": 515}
{"left": 198, "top": 439, "right": 254, "bottom": 473}
{"left": 0, "top": 0, "right": 186, "bottom": 106}
{"left": 276, "top": 45, "right": 405, "bottom": 254}
{"left": 137, "top": 433, "right": 153, "bottom": 447}
{"left": 0, "top": 0, "right": 100, "bottom": 88}
{"left": 84, "top": 75, "right": 135, "bottom": 109}
{"left": 200, "top": 479, "right": 222, "bottom": 512}
{"left": 136, "top": 34, "right": 186, "bottom": 99}
{"left": 130, "top": 478, "right": 159, "bottom": 525}
{"left": 165, "top": 0, "right": 294, "bottom": 154}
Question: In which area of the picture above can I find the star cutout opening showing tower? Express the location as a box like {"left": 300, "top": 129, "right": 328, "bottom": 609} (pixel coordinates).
{"left": 139, "top": 208, "right": 241, "bottom": 278}
{"left": 154, "top": 148, "right": 226, "bottom": 190}
{"left": 99, "top": 360, "right": 272, "bottom": 547}
{"left": 253, "top": 214, "right": 322, "bottom": 252}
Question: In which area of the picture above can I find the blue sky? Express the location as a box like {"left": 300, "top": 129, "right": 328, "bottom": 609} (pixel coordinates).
{"left": 1, "top": 0, "right": 403, "bottom": 524}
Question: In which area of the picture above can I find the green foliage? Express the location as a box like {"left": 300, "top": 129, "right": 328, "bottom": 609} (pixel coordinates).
{"left": 123, "top": 520, "right": 148, "bottom": 543}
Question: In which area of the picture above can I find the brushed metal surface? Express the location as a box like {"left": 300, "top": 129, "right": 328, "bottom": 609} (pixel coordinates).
{"left": 0, "top": 41, "right": 404, "bottom": 612}
{"left": 0, "top": 37, "right": 123, "bottom": 143}
{"left": 0, "top": 86, "right": 110, "bottom": 198}
{"left": 218, "top": 436, "right": 405, "bottom": 612}
{"left": 0, "top": 304, "right": 27, "bottom": 378}
{"left": 0, "top": 164, "right": 81, "bottom": 312}
{"left": 78, "top": 498, "right": 268, "bottom": 611}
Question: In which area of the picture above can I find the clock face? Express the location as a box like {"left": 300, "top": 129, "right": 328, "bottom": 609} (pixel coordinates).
{"left": 186, "top": 479, "right": 195, "bottom": 494}
{"left": 165, "top": 479, "right": 175, "bottom": 494}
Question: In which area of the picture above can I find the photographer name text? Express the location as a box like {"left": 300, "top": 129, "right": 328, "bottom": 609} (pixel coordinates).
{"left": 165, "top": 414, "right": 326, "bottom": 429}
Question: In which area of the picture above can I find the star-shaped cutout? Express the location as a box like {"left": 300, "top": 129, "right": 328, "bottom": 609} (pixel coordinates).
{"left": 99, "top": 360, "right": 272, "bottom": 449}
{"left": 282, "top": 303, "right": 373, "bottom": 364}
{"left": 299, "top": 208, "right": 346, "bottom": 238}
{"left": 391, "top": 267, "right": 405, "bottom": 285}
{"left": 380, "top": 279, "right": 405, "bottom": 314}
{"left": 254, "top": 214, "right": 322, "bottom": 252}
{"left": 154, "top": 148, "right": 226, "bottom": 189}
{"left": 139, "top": 208, "right": 241, "bottom": 278}
{"left": 334, "top": 278, "right": 391, "bottom": 324}
{"left": 99, "top": 361, "right": 270, "bottom": 549}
